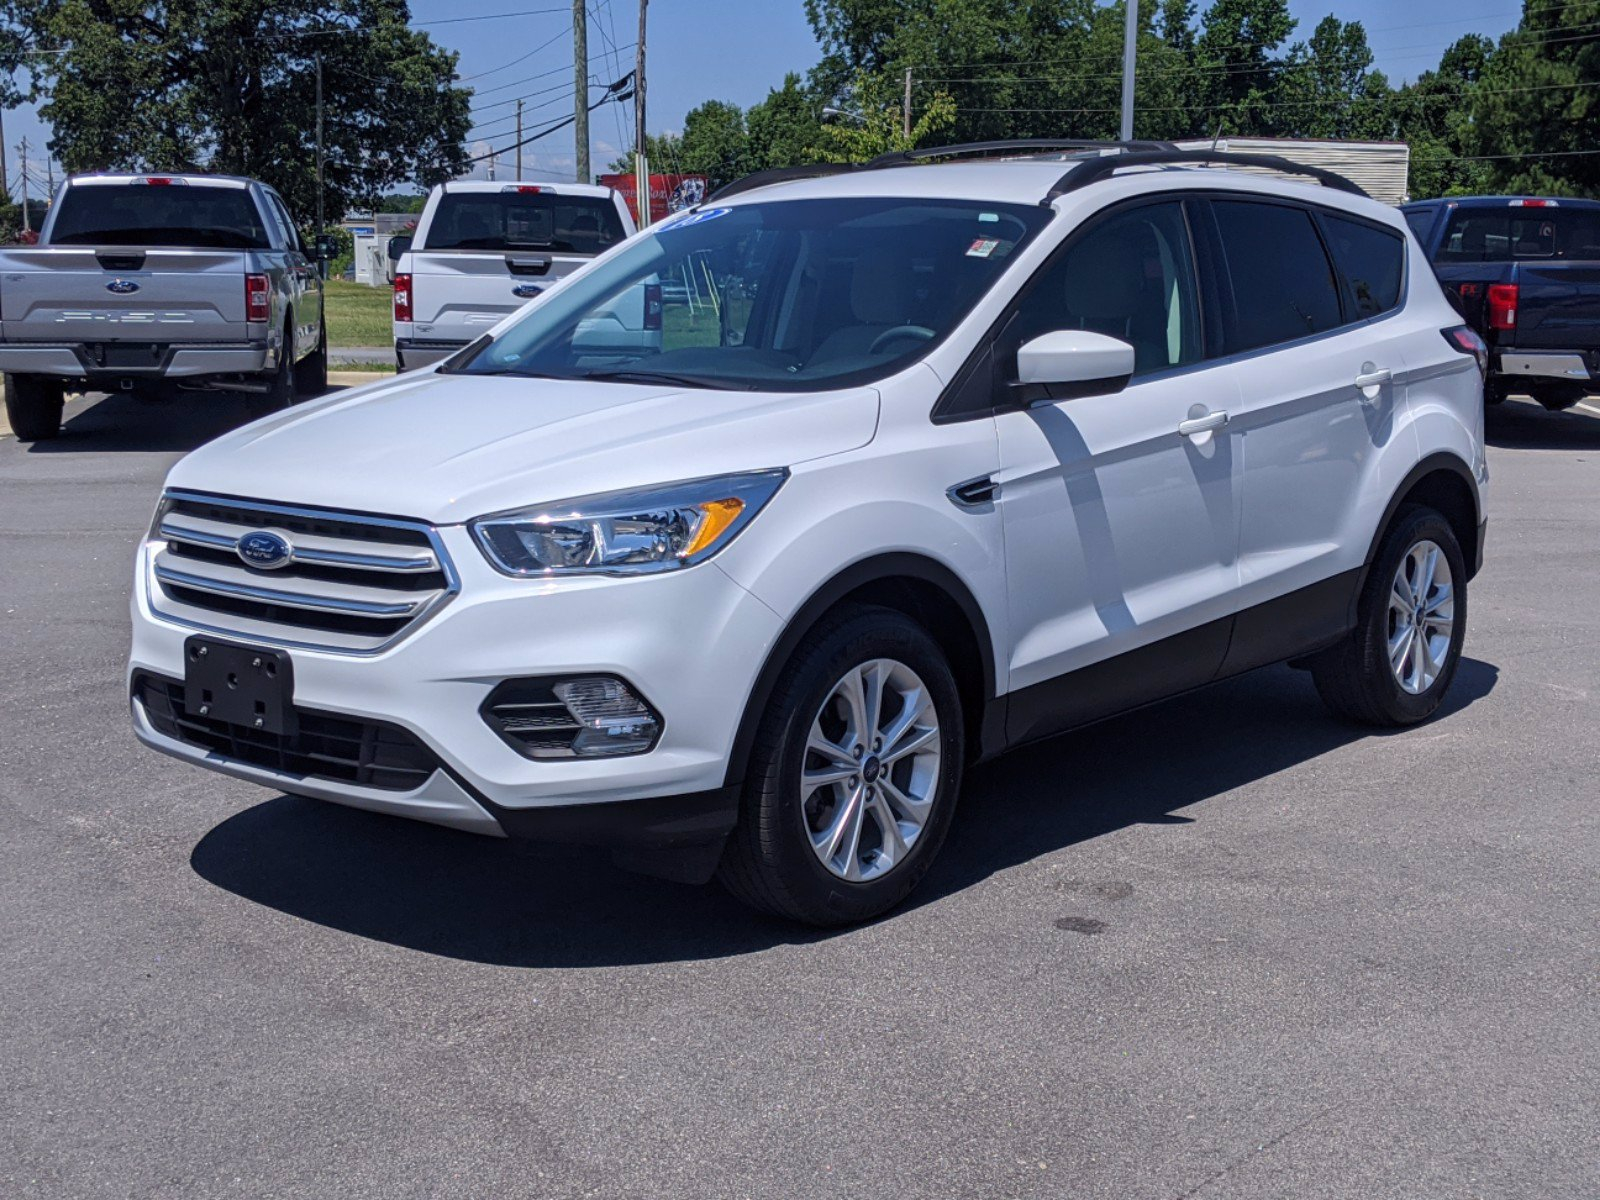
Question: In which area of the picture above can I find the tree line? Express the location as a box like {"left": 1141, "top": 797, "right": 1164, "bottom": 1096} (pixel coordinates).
{"left": 623, "top": 0, "right": 1600, "bottom": 200}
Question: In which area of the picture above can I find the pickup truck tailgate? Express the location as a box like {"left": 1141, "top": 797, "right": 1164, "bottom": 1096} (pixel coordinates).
{"left": 1506, "top": 262, "right": 1600, "bottom": 351}
{"left": 0, "top": 247, "right": 249, "bottom": 341}
{"left": 409, "top": 249, "right": 590, "bottom": 340}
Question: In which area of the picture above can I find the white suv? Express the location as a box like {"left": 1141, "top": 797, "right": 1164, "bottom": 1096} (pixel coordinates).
{"left": 129, "top": 144, "right": 1489, "bottom": 925}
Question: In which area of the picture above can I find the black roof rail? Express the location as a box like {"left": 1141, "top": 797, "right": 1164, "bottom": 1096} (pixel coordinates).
{"left": 1044, "top": 149, "right": 1368, "bottom": 204}
{"left": 863, "top": 138, "right": 1177, "bottom": 168}
{"left": 708, "top": 162, "right": 857, "bottom": 202}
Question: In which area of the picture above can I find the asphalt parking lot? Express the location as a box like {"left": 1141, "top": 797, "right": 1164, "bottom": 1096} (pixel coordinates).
{"left": 2, "top": 390, "right": 1596, "bottom": 1199}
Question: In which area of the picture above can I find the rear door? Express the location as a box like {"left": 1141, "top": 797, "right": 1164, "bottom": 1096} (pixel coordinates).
{"left": 3, "top": 179, "right": 265, "bottom": 343}
{"left": 1200, "top": 196, "right": 1415, "bottom": 671}
{"left": 410, "top": 187, "right": 631, "bottom": 343}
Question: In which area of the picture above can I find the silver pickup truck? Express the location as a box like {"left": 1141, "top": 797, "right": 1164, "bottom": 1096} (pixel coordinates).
{"left": 0, "top": 172, "right": 329, "bottom": 441}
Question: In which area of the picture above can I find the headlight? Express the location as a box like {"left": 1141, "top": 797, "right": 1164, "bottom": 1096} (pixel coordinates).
{"left": 470, "top": 469, "right": 788, "bottom": 577}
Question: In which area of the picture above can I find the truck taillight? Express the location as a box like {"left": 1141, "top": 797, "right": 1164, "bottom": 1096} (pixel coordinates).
{"left": 245, "top": 273, "right": 270, "bottom": 323}
{"left": 1487, "top": 283, "right": 1518, "bottom": 331}
{"left": 642, "top": 282, "right": 662, "bottom": 331}
{"left": 393, "top": 273, "right": 413, "bottom": 323}
{"left": 1442, "top": 325, "right": 1488, "bottom": 376}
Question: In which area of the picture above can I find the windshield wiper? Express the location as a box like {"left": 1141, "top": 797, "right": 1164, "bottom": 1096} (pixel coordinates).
{"left": 579, "top": 368, "right": 736, "bottom": 389}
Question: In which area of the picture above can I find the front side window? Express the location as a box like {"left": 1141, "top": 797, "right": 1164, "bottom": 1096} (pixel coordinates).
{"left": 49, "top": 184, "right": 270, "bottom": 249}
{"left": 1008, "top": 201, "right": 1202, "bottom": 378}
{"left": 451, "top": 198, "right": 1052, "bottom": 392}
{"left": 1321, "top": 213, "right": 1404, "bottom": 319}
{"left": 1213, "top": 200, "right": 1343, "bottom": 352}
{"left": 422, "top": 191, "right": 627, "bottom": 255}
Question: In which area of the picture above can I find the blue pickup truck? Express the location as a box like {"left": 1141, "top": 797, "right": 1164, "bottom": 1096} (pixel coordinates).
{"left": 1402, "top": 195, "right": 1600, "bottom": 410}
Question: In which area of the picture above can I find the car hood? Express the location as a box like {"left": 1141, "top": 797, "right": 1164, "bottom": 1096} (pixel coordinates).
{"left": 166, "top": 372, "right": 882, "bottom": 523}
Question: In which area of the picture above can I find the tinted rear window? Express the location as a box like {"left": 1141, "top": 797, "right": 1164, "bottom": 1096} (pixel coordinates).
{"left": 50, "top": 184, "right": 270, "bottom": 249}
{"left": 1321, "top": 213, "right": 1404, "bottom": 319}
{"left": 422, "top": 192, "right": 625, "bottom": 254}
{"left": 1436, "top": 207, "right": 1600, "bottom": 262}
{"left": 1212, "top": 200, "right": 1344, "bottom": 352}
{"left": 1403, "top": 209, "right": 1435, "bottom": 244}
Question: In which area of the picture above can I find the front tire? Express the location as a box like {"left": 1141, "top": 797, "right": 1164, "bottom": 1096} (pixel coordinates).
{"left": 293, "top": 320, "right": 328, "bottom": 398}
{"left": 1310, "top": 507, "right": 1467, "bottom": 726}
{"left": 717, "top": 605, "right": 965, "bottom": 926}
{"left": 3, "top": 373, "right": 65, "bottom": 441}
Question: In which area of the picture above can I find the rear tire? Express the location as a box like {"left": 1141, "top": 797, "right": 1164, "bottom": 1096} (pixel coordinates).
{"left": 716, "top": 605, "right": 965, "bottom": 926}
{"left": 293, "top": 321, "right": 328, "bottom": 398}
{"left": 1310, "top": 507, "right": 1467, "bottom": 727}
{"left": 3, "top": 373, "right": 65, "bottom": 441}
{"left": 1484, "top": 379, "right": 1508, "bottom": 406}
{"left": 1530, "top": 383, "right": 1584, "bottom": 412}
{"left": 244, "top": 331, "right": 296, "bottom": 420}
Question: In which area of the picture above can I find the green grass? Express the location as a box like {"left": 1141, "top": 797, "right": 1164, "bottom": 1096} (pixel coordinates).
{"left": 323, "top": 278, "right": 392, "bottom": 349}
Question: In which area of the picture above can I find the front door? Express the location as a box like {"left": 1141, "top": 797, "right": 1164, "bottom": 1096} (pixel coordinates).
{"left": 992, "top": 199, "right": 1242, "bottom": 745}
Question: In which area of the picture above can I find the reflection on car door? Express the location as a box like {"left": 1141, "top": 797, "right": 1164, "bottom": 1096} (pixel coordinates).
{"left": 991, "top": 199, "right": 1243, "bottom": 744}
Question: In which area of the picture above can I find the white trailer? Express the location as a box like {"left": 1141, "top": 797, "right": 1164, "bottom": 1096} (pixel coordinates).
{"left": 1174, "top": 137, "right": 1411, "bottom": 205}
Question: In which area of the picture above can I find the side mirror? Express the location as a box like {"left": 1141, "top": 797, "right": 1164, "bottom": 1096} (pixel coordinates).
{"left": 1014, "top": 330, "right": 1135, "bottom": 401}
{"left": 313, "top": 233, "right": 338, "bottom": 261}
{"left": 387, "top": 234, "right": 413, "bottom": 262}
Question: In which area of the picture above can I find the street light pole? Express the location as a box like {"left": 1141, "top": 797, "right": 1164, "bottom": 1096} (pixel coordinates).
{"left": 1119, "top": 0, "right": 1139, "bottom": 141}
{"left": 634, "top": 0, "right": 649, "bottom": 227}
{"left": 573, "top": 0, "right": 589, "bottom": 183}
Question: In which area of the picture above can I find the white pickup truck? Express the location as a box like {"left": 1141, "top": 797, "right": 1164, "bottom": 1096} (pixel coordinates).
{"left": 389, "top": 181, "right": 645, "bottom": 371}
{"left": 0, "top": 172, "right": 330, "bottom": 440}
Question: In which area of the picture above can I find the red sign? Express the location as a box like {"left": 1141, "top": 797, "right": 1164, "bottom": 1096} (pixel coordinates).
{"left": 599, "top": 173, "right": 709, "bottom": 224}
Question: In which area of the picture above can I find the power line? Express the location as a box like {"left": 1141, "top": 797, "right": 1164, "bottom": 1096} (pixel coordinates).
{"left": 460, "top": 26, "right": 571, "bottom": 80}
{"left": 243, "top": 6, "right": 569, "bottom": 42}
{"left": 469, "top": 79, "right": 631, "bottom": 164}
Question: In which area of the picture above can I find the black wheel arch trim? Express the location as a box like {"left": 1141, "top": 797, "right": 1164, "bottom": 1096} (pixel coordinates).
{"left": 1359, "top": 452, "right": 1484, "bottom": 605}
{"left": 720, "top": 553, "right": 999, "bottom": 790}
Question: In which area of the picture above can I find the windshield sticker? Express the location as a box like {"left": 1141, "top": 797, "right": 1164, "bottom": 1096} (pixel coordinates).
{"left": 660, "top": 206, "right": 732, "bottom": 230}
{"left": 966, "top": 238, "right": 1001, "bottom": 258}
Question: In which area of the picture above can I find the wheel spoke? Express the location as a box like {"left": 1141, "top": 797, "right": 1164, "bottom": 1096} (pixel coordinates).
{"left": 1416, "top": 628, "right": 1437, "bottom": 688}
{"left": 806, "top": 730, "right": 856, "bottom": 770}
{"left": 868, "top": 791, "right": 909, "bottom": 865}
{"left": 879, "top": 775, "right": 932, "bottom": 825}
{"left": 879, "top": 690, "right": 933, "bottom": 761}
{"left": 862, "top": 661, "right": 889, "bottom": 747}
{"left": 838, "top": 669, "right": 870, "bottom": 748}
{"left": 1392, "top": 565, "right": 1414, "bottom": 610}
{"left": 814, "top": 786, "right": 864, "bottom": 867}
{"left": 803, "top": 763, "right": 857, "bottom": 789}
{"left": 1424, "top": 583, "right": 1453, "bottom": 618}
{"left": 1417, "top": 545, "right": 1438, "bottom": 600}
{"left": 1389, "top": 623, "right": 1414, "bottom": 675}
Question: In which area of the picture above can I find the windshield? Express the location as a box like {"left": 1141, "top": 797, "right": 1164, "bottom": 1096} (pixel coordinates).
{"left": 450, "top": 197, "right": 1051, "bottom": 391}
{"left": 422, "top": 191, "right": 626, "bottom": 254}
{"left": 49, "top": 184, "right": 271, "bottom": 249}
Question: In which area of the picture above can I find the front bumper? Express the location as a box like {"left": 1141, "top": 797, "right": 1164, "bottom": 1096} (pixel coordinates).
{"left": 1493, "top": 350, "right": 1598, "bottom": 386}
{"left": 0, "top": 342, "right": 272, "bottom": 380}
{"left": 129, "top": 524, "right": 782, "bottom": 857}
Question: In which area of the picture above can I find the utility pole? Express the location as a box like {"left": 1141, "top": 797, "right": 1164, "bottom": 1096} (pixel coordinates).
{"left": 573, "top": 0, "right": 589, "bottom": 183}
{"left": 903, "top": 68, "right": 913, "bottom": 140}
{"left": 1, "top": 107, "right": 8, "bottom": 212}
{"left": 315, "top": 52, "right": 326, "bottom": 244}
{"left": 1119, "top": 0, "right": 1138, "bottom": 141}
{"left": 18, "top": 136, "right": 30, "bottom": 233}
{"left": 488, "top": 148, "right": 497, "bottom": 182}
{"left": 516, "top": 99, "right": 524, "bottom": 179}
{"left": 46, "top": 157, "right": 54, "bottom": 198}
{"left": 634, "top": 0, "right": 648, "bottom": 227}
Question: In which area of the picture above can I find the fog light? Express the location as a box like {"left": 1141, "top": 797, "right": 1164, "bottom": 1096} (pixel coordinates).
{"left": 552, "top": 677, "right": 660, "bottom": 757}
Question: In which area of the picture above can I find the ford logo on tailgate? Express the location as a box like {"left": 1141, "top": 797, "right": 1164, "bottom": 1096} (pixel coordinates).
{"left": 512, "top": 283, "right": 544, "bottom": 299}
{"left": 106, "top": 278, "right": 141, "bottom": 295}
{"left": 236, "top": 530, "right": 293, "bottom": 570}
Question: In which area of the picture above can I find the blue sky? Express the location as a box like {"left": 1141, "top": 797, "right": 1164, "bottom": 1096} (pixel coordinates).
{"left": 3, "top": 0, "right": 1527, "bottom": 199}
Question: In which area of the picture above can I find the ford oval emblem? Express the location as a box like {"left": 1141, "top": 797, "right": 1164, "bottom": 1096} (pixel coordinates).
{"left": 236, "top": 530, "right": 293, "bottom": 570}
{"left": 106, "top": 278, "right": 141, "bottom": 295}
{"left": 512, "top": 283, "right": 543, "bottom": 299}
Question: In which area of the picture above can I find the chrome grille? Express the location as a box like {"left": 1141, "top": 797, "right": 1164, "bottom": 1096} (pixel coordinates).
{"left": 149, "top": 491, "right": 457, "bottom": 653}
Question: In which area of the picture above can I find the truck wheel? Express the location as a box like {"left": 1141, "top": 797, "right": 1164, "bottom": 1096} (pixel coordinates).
{"left": 293, "top": 321, "right": 328, "bottom": 398}
{"left": 1484, "top": 379, "right": 1508, "bottom": 406}
{"left": 1309, "top": 507, "right": 1467, "bottom": 727}
{"left": 3, "top": 373, "right": 66, "bottom": 441}
{"left": 244, "top": 332, "right": 297, "bottom": 420}
{"left": 716, "top": 605, "right": 964, "bottom": 926}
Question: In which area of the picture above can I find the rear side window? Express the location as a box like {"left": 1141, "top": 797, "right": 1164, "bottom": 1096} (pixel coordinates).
{"left": 1320, "top": 214, "right": 1404, "bottom": 319}
{"left": 49, "top": 184, "right": 270, "bottom": 249}
{"left": 1212, "top": 200, "right": 1343, "bottom": 352}
{"left": 1403, "top": 209, "right": 1435, "bottom": 245}
{"left": 422, "top": 192, "right": 626, "bottom": 254}
{"left": 1436, "top": 207, "right": 1600, "bottom": 262}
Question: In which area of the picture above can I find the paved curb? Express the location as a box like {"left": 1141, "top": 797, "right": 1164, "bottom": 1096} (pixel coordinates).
{"left": 328, "top": 369, "right": 397, "bottom": 387}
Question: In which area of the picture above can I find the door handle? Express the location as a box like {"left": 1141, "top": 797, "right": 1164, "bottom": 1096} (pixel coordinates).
{"left": 1177, "top": 410, "right": 1229, "bottom": 438}
{"left": 947, "top": 475, "right": 1000, "bottom": 509}
{"left": 1355, "top": 366, "right": 1392, "bottom": 390}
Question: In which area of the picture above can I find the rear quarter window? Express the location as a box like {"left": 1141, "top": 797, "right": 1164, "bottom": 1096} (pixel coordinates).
{"left": 1320, "top": 214, "right": 1405, "bottom": 319}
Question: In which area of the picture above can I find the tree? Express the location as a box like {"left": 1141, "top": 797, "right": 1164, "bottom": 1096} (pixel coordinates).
{"left": 1392, "top": 34, "right": 1494, "bottom": 198}
{"left": 1276, "top": 18, "right": 1392, "bottom": 140}
{"left": 745, "top": 73, "right": 827, "bottom": 171}
{"left": 810, "top": 68, "right": 956, "bottom": 161}
{"left": 671, "top": 100, "right": 752, "bottom": 188}
{"left": 5, "top": 0, "right": 471, "bottom": 221}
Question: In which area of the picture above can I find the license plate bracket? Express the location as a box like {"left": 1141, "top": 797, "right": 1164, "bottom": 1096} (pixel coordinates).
{"left": 183, "top": 636, "right": 294, "bottom": 734}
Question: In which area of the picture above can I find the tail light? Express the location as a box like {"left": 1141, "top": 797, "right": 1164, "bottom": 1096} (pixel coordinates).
{"left": 1442, "top": 325, "right": 1488, "bottom": 376}
{"left": 1487, "top": 283, "right": 1518, "bottom": 331}
{"left": 245, "top": 273, "right": 270, "bottom": 323}
{"left": 393, "top": 273, "right": 413, "bottom": 323}
{"left": 642, "top": 282, "right": 662, "bottom": 331}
